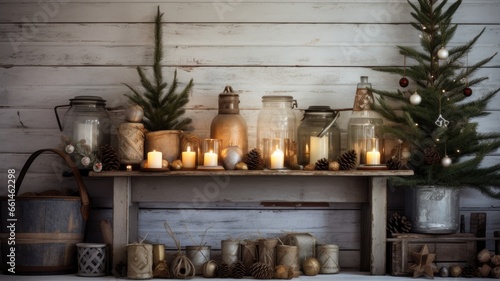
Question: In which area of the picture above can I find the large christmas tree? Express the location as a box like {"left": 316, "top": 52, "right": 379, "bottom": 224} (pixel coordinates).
{"left": 372, "top": 0, "right": 500, "bottom": 198}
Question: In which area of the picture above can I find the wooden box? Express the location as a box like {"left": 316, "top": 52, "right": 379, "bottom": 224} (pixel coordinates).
{"left": 387, "top": 233, "right": 476, "bottom": 276}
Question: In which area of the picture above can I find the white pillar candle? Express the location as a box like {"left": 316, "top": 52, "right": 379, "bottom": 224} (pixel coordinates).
{"left": 270, "top": 148, "right": 284, "bottom": 169}
{"left": 309, "top": 136, "right": 329, "bottom": 164}
{"left": 147, "top": 150, "right": 162, "bottom": 168}
{"left": 182, "top": 146, "right": 196, "bottom": 168}
{"left": 203, "top": 150, "right": 218, "bottom": 166}
{"left": 366, "top": 148, "right": 381, "bottom": 165}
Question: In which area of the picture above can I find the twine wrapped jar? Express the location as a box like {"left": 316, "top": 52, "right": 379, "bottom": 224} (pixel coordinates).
{"left": 127, "top": 243, "right": 153, "bottom": 279}
{"left": 240, "top": 240, "right": 257, "bottom": 275}
{"left": 276, "top": 245, "right": 299, "bottom": 272}
{"left": 316, "top": 244, "right": 340, "bottom": 274}
{"left": 284, "top": 233, "right": 316, "bottom": 266}
{"left": 257, "top": 238, "right": 278, "bottom": 267}
{"left": 186, "top": 246, "right": 211, "bottom": 275}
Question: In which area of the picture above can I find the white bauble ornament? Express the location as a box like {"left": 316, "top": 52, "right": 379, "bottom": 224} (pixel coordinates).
{"left": 410, "top": 92, "right": 422, "bottom": 105}
{"left": 81, "top": 156, "right": 91, "bottom": 167}
{"left": 125, "top": 104, "right": 144, "bottom": 123}
{"left": 441, "top": 155, "right": 452, "bottom": 167}
{"left": 93, "top": 162, "right": 103, "bottom": 172}
{"left": 437, "top": 47, "right": 449, "bottom": 59}
{"left": 65, "top": 144, "right": 75, "bottom": 154}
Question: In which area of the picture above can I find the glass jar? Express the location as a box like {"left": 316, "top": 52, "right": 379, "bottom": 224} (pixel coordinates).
{"left": 55, "top": 96, "right": 111, "bottom": 169}
{"left": 347, "top": 76, "right": 384, "bottom": 166}
{"left": 210, "top": 86, "right": 248, "bottom": 155}
{"left": 297, "top": 106, "right": 341, "bottom": 165}
{"left": 257, "top": 96, "right": 297, "bottom": 169}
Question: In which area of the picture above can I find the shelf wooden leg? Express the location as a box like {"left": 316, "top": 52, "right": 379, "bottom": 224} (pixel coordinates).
{"left": 369, "top": 176, "right": 387, "bottom": 275}
{"left": 112, "top": 176, "right": 135, "bottom": 271}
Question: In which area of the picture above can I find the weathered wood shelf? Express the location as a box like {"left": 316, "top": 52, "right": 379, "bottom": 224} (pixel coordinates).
{"left": 89, "top": 169, "right": 413, "bottom": 275}
{"left": 91, "top": 169, "right": 413, "bottom": 177}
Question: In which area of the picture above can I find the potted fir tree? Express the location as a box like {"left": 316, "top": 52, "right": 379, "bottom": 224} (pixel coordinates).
{"left": 372, "top": 0, "right": 500, "bottom": 233}
{"left": 124, "top": 7, "right": 193, "bottom": 162}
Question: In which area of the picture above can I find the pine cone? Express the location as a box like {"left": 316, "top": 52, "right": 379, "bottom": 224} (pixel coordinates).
{"left": 338, "top": 150, "right": 357, "bottom": 170}
{"left": 424, "top": 146, "right": 440, "bottom": 165}
{"left": 243, "top": 148, "right": 264, "bottom": 170}
{"left": 218, "top": 262, "right": 230, "bottom": 278}
{"left": 250, "top": 262, "right": 274, "bottom": 279}
{"left": 232, "top": 260, "right": 246, "bottom": 279}
{"left": 315, "top": 158, "right": 329, "bottom": 170}
{"left": 462, "top": 264, "right": 476, "bottom": 278}
{"left": 99, "top": 144, "right": 120, "bottom": 171}
{"left": 386, "top": 157, "right": 401, "bottom": 170}
{"left": 387, "top": 212, "right": 412, "bottom": 237}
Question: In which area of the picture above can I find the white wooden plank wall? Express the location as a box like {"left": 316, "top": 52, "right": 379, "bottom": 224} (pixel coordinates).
{"left": 0, "top": 0, "right": 499, "bottom": 269}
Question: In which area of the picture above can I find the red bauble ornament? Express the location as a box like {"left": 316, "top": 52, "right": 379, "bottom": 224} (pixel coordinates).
{"left": 399, "top": 77, "right": 409, "bottom": 88}
{"left": 463, "top": 87, "right": 472, "bottom": 97}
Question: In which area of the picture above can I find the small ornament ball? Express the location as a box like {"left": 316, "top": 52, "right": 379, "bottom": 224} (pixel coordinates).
{"left": 302, "top": 257, "right": 321, "bottom": 276}
{"left": 437, "top": 47, "right": 449, "bottom": 60}
{"left": 65, "top": 144, "right": 75, "bottom": 154}
{"left": 399, "top": 77, "right": 409, "bottom": 88}
{"left": 170, "top": 159, "right": 182, "bottom": 170}
{"left": 202, "top": 260, "right": 218, "bottom": 278}
{"left": 93, "top": 162, "right": 103, "bottom": 172}
{"left": 410, "top": 92, "right": 422, "bottom": 105}
{"left": 441, "top": 155, "right": 452, "bottom": 167}
{"left": 439, "top": 266, "right": 449, "bottom": 277}
{"left": 81, "top": 156, "right": 91, "bottom": 167}
{"left": 463, "top": 87, "right": 472, "bottom": 97}
{"left": 449, "top": 265, "right": 462, "bottom": 277}
{"left": 329, "top": 161, "right": 340, "bottom": 171}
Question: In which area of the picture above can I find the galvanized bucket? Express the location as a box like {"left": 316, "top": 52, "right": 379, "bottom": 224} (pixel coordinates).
{"left": 405, "top": 186, "right": 460, "bottom": 234}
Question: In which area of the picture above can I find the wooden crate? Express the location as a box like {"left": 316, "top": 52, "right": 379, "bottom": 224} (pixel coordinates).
{"left": 387, "top": 233, "right": 476, "bottom": 276}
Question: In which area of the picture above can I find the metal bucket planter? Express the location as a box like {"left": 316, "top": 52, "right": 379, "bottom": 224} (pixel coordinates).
{"left": 405, "top": 186, "right": 460, "bottom": 234}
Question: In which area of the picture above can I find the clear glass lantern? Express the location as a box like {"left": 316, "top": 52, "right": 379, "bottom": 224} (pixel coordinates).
{"left": 257, "top": 96, "right": 298, "bottom": 169}
{"left": 297, "top": 106, "right": 341, "bottom": 165}
{"left": 347, "top": 76, "right": 384, "bottom": 166}
{"left": 55, "top": 96, "right": 111, "bottom": 169}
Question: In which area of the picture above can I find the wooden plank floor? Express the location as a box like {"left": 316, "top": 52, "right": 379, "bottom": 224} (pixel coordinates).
{"left": 0, "top": 273, "right": 487, "bottom": 280}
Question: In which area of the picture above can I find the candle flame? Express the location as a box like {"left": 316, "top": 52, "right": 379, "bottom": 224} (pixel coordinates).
{"left": 187, "top": 145, "right": 191, "bottom": 152}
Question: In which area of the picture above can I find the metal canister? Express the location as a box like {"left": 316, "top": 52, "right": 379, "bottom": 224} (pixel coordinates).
{"left": 210, "top": 86, "right": 248, "bottom": 155}
{"left": 186, "top": 246, "right": 211, "bottom": 275}
{"left": 316, "top": 244, "right": 339, "bottom": 274}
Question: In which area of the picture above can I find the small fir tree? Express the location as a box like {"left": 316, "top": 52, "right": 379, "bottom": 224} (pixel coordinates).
{"left": 124, "top": 7, "right": 193, "bottom": 131}
{"left": 372, "top": 0, "right": 500, "bottom": 198}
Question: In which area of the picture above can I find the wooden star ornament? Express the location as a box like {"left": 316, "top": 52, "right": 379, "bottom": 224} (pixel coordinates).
{"left": 409, "top": 244, "right": 438, "bottom": 279}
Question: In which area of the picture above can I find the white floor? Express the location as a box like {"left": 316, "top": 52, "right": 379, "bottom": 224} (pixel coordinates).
{"left": 0, "top": 273, "right": 488, "bottom": 280}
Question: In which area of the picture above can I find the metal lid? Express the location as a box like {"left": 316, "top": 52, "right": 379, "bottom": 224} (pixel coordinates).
{"left": 262, "top": 95, "right": 294, "bottom": 102}
{"left": 304, "top": 106, "right": 336, "bottom": 116}
{"left": 69, "top": 96, "right": 106, "bottom": 106}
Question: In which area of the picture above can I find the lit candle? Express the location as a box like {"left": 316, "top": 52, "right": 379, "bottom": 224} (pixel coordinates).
{"left": 203, "top": 150, "right": 218, "bottom": 166}
{"left": 309, "top": 136, "right": 329, "bottom": 164}
{"left": 147, "top": 150, "right": 162, "bottom": 168}
{"left": 126, "top": 165, "right": 132, "bottom": 171}
{"left": 182, "top": 145, "right": 196, "bottom": 168}
{"left": 366, "top": 148, "right": 381, "bottom": 165}
{"left": 270, "top": 148, "right": 284, "bottom": 169}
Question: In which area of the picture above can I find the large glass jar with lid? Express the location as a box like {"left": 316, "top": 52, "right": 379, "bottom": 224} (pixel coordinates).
{"left": 257, "top": 96, "right": 297, "bottom": 169}
{"left": 297, "top": 106, "right": 341, "bottom": 165}
{"left": 347, "top": 76, "right": 384, "bottom": 166}
{"left": 54, "top": 96, "right": 112, "bottom": 169}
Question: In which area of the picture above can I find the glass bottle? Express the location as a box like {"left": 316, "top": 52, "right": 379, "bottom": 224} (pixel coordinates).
{"left": 54, "top": 96, "right": 111, "bottom": 169}
{"left": 257, "top": 96, "right": 297, "bottom": 169}
{"left": 210, "top": 86, "right": 248, "bottom": 155}
{"left": 297, "top": 106, "right": 341, "bottom": 165}
{"left": 347, "top": 76, "right": 384, "bottom": 166}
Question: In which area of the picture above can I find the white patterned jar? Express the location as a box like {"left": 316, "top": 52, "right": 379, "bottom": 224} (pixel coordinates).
{"left": 77, "top": 243, "right": 107, "bottom": 277}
